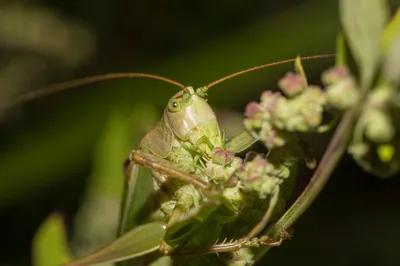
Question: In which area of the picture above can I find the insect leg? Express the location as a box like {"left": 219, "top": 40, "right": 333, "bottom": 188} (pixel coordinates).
{"left": 195, "top": 135, "right": 215, "bottom": 151}
{"left": 225, "top": 130, "right": 259, "bottom": 154}
{"left": 158, "top": 191, "right": 199, "bottom": 256}
{"left": 131, "top": 150, "right": 230, "bottom": 209}
{"left": 151, "top": 169, "right": 168, "bottom": 185}
{"left": 130, "top": 149, "right": 210, "bottom": 191}
{"left": 165, "top": 230, "right": 290, "bottom": 256}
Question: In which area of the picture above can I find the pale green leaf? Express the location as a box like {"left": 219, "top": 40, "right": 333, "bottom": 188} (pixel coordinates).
{"left": 382, "top": 8, "right": 400, "bottom": 84}
{"left": 339, "top": 0, "right": 389, "bottom": 88}
{"left": 117, "top": 105, "right": 161, "bottom": 266}
{"left": 381, "top": 7, "right": 400, "bottom": 51}
{"left": 70, "top": 109, "right": 129, "bottom": 260}
{"left": 65, "top": 221, "right": 165, "bottom": 266}
{"left": 225, "top": 130, "right": 258, "bottom": 154}
{"left": 164, "top": 202, "right": 220, "bottom": 245}
{"left": 32, "top": 213, "right": 71, "bottom": 266}
{"left": 119, "top": 163, "right": 155, "bottom": 236}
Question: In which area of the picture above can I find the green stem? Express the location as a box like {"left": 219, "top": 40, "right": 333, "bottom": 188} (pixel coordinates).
{"left": 254, "top": 105, "right": 361, "bottom": 262}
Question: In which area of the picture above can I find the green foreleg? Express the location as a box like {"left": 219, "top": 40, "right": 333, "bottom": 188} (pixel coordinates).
{"left": 225, "top": 130, "right": 259, "bottom": 154}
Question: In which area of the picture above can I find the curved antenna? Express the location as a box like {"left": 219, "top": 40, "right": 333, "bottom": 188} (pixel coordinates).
{"left": 205, "top": 54, "right": 335, "bottom": 91}
{"left": 8, "top": 73, "right": 185, "bottom": 107}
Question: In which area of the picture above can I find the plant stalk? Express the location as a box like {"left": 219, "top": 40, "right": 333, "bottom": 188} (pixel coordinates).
{"left": 254, "top": 105, "right": 361, "bottom": 261}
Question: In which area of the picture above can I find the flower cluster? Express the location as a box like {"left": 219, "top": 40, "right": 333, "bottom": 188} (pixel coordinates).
{"left": 322, "top": 66, "right": 359, "bottom": 111}
{"left": 243, "top": 71, "right": 326, "bottom": 152}
{"left": 321, "top": 65, "right": 400, "bottom": 178}
{"left": 236, "top": 155, "right": 289, "bottom": 200}
{"left": 347, "top": 84, "right": 400, "bottom": 178}
{"left": 362, "top": 86, "right": 395, "bottom": 143}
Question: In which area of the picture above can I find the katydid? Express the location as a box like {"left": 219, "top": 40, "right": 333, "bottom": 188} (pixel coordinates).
{"left": 11, "top": 54, "right": 334, "bottom": 265}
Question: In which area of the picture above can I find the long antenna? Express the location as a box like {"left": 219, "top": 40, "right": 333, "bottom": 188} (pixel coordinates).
{"left": 7, "top": 73, "right": 185, "bottom": 108}
{"left": 205, "top": 54, "right": 335, "bottom": 90}
{"left": 5, "top": 54, "right": 335, "bottom": 108}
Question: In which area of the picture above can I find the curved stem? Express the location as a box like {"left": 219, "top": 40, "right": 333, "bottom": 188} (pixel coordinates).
{"left": 254, "top": 105, "right": 361, "bottom": 262}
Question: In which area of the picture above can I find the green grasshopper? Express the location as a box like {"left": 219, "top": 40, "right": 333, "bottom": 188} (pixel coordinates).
{"left": 12, "top": 54, "right": 333, "bottom": 265}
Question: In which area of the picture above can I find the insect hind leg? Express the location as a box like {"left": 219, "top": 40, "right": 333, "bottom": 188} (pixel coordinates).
{"left": 165, "top": 230, "right": 291, "bottom": 257}
{"left": 130, "top": 149, "right": 210, "bottom": 191}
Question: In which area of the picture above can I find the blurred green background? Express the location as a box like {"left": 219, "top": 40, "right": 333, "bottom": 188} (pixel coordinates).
{"left": 1, "top": 0, "right": 400, "bottom": 265}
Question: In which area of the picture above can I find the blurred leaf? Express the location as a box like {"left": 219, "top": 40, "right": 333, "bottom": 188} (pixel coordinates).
{"left": 164, "top": 202, "right": 220, "bottom": 246}
{"left": 69, "top": 109, "right": 130, "bottom": 260}
{"left": 152, "top": 0, "right": 338, "bottom": 106}
{"left": 119, "top": 104, "right": 159, "bottom": 237}
{"left": 382, "top": 34, "right": 400, "bottom": 84}
{"left": 65, "top": 221, "right": 165, "bottom": 266}
{"left": 119, "top": 163, "right": 155, "bottom": 235}
{"left": 382, "top": 8, "right": 400, "bottom": 84}
{"left": 149, "top": 256, "right": 173, "bottom": 266}
{"left": 32, "top": 213, "right": 71, "bottom": 266}
{"left": 339, "top": 0, "right": 389, "bottom": 88}
{"left": 381, "top": 7, "right": 400, "bottom": 51}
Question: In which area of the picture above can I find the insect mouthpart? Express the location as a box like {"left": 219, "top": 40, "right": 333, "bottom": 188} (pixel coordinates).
{"left": 182, "top": 87, "right": 196, "bottom": 107}
{"left": 196, "top": 86, "right": 208, "bottom": 98}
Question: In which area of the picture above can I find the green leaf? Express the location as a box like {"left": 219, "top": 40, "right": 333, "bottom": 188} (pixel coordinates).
{"left": 117, "top": 104, "right": 159, "bottom": 266}
{"left": 70, "top": 109, "right": 129, "bottom": 259}
{"left": 65, "top": 221, "right": 165, "bottom": 266}
{"left": 148, "top": 256, "right": 173, "bottom": 266}
{"left": 339, "top": 0, "right": 389, "bottom": 88}
{"left": 381, "top": 7, "right": 400, "bottom": 52}
{"left": 382, "top": 8, "right": 400, "bottom": 84}
{"left": 164, "top": 202, "right": 220, "bottom": 245}
{"left": 225, "top": 130, "right": 258, "bottom": 154}
{"left": 116, "top": 103, "right": 158, "bottom": 236}
{"left": 119, "top": 163, "right": 155, "bottom": 236}
{"left": 32, "top": 213, "right": 71, "bottom": 266}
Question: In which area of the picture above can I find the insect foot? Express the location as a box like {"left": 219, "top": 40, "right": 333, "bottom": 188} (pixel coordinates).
{"left": 238, "top": 229, "right": 292, "bottom": 249}
{"left": 256, "top": 236, "right": 283, "bottom": 247}
{"left": 280, "top": 228, "right": 294, "bottom": 240}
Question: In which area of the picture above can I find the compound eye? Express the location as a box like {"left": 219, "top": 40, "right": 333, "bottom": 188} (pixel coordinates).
{"left": 167, "top": 99, "right": 181, "bottom": 113}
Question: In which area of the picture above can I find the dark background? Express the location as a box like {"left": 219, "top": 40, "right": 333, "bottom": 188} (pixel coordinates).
{"left": 1, "top": 0, "right": 400, "bottom": 265}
